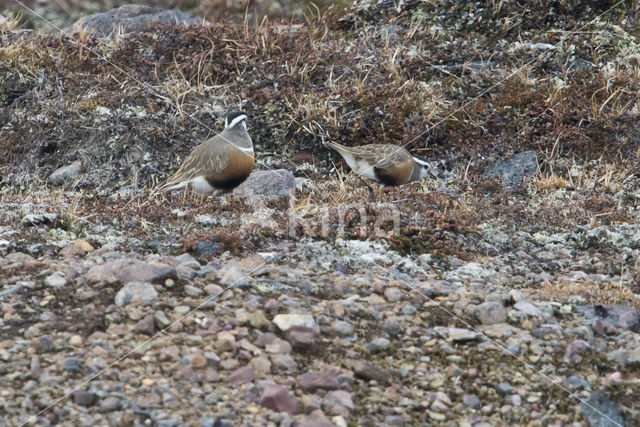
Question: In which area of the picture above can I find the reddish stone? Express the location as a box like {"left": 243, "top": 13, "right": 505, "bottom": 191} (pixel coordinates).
{"left": 259, "top": 384, "right": 298, "bottom": 415}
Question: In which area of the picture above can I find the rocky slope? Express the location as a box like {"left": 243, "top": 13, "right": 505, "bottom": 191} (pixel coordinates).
{"left": 1, "top": 1, "right": 640, "bottom": 426}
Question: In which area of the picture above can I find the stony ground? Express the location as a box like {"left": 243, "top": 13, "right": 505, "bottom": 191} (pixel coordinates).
{"left": 1, "top": 170, "right": 639, "bottom": 426}
{"left": 2, "top": 0, "right": 640, "bottom": 426}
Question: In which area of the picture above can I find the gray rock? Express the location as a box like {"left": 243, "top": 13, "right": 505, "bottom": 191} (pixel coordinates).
{"left": 382, "top": 319, "right": 401, "bottom": 337}
{"left": 580, "top": 391, "right": 624, "bottom": 427}
{"left": 384, "top": 287, "right": 403, "bottom": 302}
{"left": 496, "top": 382, "right": 513, "bottom": 394}
{"left": 133, "top": 314, "right": 155, "bottom": 335}
{"left": 232, "top": 169, "right": 295, "bottom": 199}
{"left": 175, "top": 253, "right": 201, "bottom": 269}
{"left": 513, "top": 301, "right": 545, "bottom": 318}
{"left": 401, "top": 305, "right": 417, "bottom": 315}
{"left": 286, "top": 326, "right": 316, "bottom": 351}
{"left": 32, "top": 335, "right": 56, "bottom": 353}
{"left": 384, "top": 415, "right": 405, "bottom": 426}
{"left": 433, "top": 327, "right": 481, "bottom": 343}
{"left": 607, "top": 348, "right": 640, "bottom": 366}
{"left": 44, "top": 273, "right": 67, "bottom": 288}
{"left": 331, "top": 320, "right": 354, "bottom": 336}
{"left": 61, "top": 357, "right": 81, "bottom": 373}
{"left": 218, "top": 255, "right": 267, "bottom": 287}
{"left": 69, "top": 4, "right": 210, "bottom": 38}
{"left": 273, "top": 313, "right": 315, "bottom": 332}
{"left": 86, "top": 257, "right": 176, "bottom": 285}
{"left": 5, "top": 252, "right": 34, "bottom": 263}
{"left": 349, "top": 359, "right": 390, "bottom": 384}
{"left": 48, "top": 160, "right": 84, "bottom": 185}
{"left": 483, "top": 151, "right": 538, "bottom": 189}
{"left": 72, "top": 390, "right": 95, "bottom": 407}
{"left": 153, "top": 311, "right": 171, "bottom": 329}
{"left": 299, "top": 369, "right": 341, "bottom": 392}
{"left": 0, "top": 284, "right": 23, "bottom": 297}
{"left": 365, "top": 338, "right": 390, "bottom": 352}
{"left": 260, "top": 384, "right": 298, "bottom": 415}
{"left": 195, "top": 241, "right": 222, "bottom": 257}
{"left": 463, "top": 394, "right": 480, "bottom": 408}
{"left": 505, "top": 394, "right": 521, "bottom": 406}
{"left": 323, "top": 390, "right": 354, "bottom": 416}
{"left": 114, "top": 282, "right": 158, "bottom": 307}
{"left": 99, "top": 396, "right": 122, "bottom": 411}
{"left": 581, "top": 304, "right": 639, "bottom": 331}
{"left": 184, "top": 284, "right": 203, "bottom": 296}
{"left": 271, "top": 354, "right": 298, "bottom": 372}
{"left": 564, "top": 375, "right": 590, "bottom": 391}
{"left": 474, "top": 301, "right": 507, "bottom": 325}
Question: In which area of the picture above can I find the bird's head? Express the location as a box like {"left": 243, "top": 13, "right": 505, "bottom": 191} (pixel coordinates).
{"left": 225, "top": 111, "right": 248, "bottom": 130}
{"left": 413, "top": 157, "right": 435, "bottom": 180}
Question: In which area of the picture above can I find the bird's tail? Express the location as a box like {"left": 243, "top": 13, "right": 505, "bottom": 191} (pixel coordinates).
{"left": 156, "top": 180, "right": 186, "bottom": 194}
{"left": 322, "top": 139, "right": 348, "bottom": 154}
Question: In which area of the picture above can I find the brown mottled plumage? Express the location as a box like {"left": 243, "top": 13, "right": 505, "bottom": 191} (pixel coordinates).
{"left": 158, "top": 112, "right": 254, "bottom": 196}
{"left": 323, "top": 141, "right": 432, "bottom": 186}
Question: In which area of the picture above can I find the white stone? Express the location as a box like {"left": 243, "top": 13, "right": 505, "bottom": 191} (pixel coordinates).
{"left": 44, "top": 273, "right": 67, "bottom": 288}
{"left": 114, "top": 282, "right": 158, "bottom": 306}
{"left": 273, "top": 314, "right": 315, "bottom": 332}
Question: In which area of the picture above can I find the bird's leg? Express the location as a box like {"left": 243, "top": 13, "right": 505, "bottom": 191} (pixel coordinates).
{"left": 366, "top": 185, "right": 375, "bottom": 204}
{"left": 355, "top": 175, "right": 375, "bottom": 204}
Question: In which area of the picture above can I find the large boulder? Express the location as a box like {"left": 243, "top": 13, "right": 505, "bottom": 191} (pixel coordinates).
{"left": 69, "top": 4, "right": 210, "bottom": 38}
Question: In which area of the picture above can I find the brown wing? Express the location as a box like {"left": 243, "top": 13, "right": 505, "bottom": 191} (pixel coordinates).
{"left": 161, "top": 135, "right": 231, "bottom": 188}
{"left": 349, "top": 144, "right": 412, "bottom": 169}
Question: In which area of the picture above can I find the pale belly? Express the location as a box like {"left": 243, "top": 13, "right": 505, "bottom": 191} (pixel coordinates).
{"left": 187, "top": 176, "right": 223, "bottom": 196}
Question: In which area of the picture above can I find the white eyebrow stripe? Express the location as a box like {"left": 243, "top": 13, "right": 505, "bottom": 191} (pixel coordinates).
{"left": 226, "top": 114, "right": 248, "bottom": 129}
{"left": 413, "top": 157, "right": 429, "bottom": 166}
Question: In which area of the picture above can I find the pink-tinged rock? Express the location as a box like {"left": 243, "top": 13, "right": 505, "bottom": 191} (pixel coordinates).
{"left": 86, "top": 257, "right": 176, "bottom": 285}
{"left": 266, "top": 337, "right": 292, "bottom": 354}
{"left": 347, "top": 359, "right": 390, "bottom": 384}
{"left": 299, "top": 369, "right": 341, "bottom": 392}
{"left": 286, "top": 326, "right": 316, "bottom": 351}
{"left": 259, "top": 384, "right": 298, "bottom": 415}
{"left": 327, "top": 390, "right": 354, "bottom": 410}
{"left": 564, "top": 339, "right": 591, "bottom": 362}
{"left": 227, "top": 366, "right": 255, "bottom": 385}
{"left": 265, "top": 298, "right": 278, "bottom": 314}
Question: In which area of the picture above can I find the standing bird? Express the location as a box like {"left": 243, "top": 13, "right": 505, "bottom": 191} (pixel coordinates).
{"left": 322, "top": 141, "right": 433, "bottom": 187}
{"left": 158, "top": 112, "right": 254, "bottom": 196}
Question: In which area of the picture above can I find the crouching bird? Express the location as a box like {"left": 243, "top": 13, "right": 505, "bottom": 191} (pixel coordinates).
{"left": 158, "top": 112, "right": 254, "bottom": 196}
{"left": 322, "top": 140, "right": 433, "bottom": 187}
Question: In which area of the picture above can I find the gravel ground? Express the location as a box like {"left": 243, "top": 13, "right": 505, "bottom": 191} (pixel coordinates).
{"left": 2, "top": 0, "right": 640, "bottom": 426}
{"left": 1, "top": 172, "right": 639, "bottom": 426}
